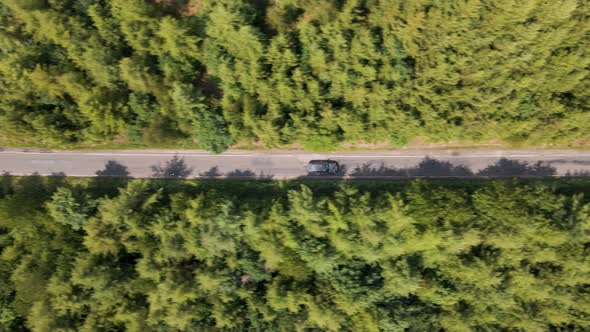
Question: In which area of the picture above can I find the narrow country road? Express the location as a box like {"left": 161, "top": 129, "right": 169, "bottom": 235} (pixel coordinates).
{"left": 1, "top": 148, "right": 590, "bottom": 179}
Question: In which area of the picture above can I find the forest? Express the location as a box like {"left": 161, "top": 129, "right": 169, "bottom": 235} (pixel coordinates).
{"left": 1, "top": 0, "right": 589, "bottom": 152}
{"left": 0, "top": 176, "right": 589, "bottom": 331}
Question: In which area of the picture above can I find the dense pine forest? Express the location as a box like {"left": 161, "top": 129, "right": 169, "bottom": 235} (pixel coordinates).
{"left": 1, "top": 0, "right": 589, "bottom": 151}
{"left": 0, "top": 176, "right": 589, "bottom": 331}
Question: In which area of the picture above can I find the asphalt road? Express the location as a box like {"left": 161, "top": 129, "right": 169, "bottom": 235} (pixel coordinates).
{"left": 1, "top": 148, "right": 590, "bottom": 179}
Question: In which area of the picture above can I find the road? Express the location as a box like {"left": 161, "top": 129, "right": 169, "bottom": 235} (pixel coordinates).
{"left": 1, "top": 148, "right": 590, "bottom": 179}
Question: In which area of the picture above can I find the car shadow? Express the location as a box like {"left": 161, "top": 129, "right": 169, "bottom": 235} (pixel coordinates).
{"left": 297, "top": 164, "right": 349, "bottom": 179}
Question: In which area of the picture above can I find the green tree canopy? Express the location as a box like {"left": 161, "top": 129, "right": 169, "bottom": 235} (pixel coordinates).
{"left": 1, "top": 0, "right": 588, "bottom": 151}
{"left": 1, "top": 177, "right": 589, "bottom": 330}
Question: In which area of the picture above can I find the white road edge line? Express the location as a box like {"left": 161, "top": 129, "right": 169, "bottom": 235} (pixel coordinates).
{"left": 2, "top": 152, "right": 590, "bottom": 158}
{"left": 1, "top": 172, "right": 580, "bottom": 179}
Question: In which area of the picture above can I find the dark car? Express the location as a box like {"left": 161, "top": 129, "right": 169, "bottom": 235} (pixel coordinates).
{"left": 307, "top": 160, "right": 339, "bottom": 175}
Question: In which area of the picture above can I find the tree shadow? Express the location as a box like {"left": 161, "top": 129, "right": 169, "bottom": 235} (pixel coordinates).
{"left": 226, "top": 169, "right": 257, "bottom": 178}
{"left": 477, "top": 158, "right": 556, "bottom": 177}
{"left": 199, "top": 166, "right": 222, "bottom": 178}
{"left": 10, "top": 172, "right": 52, "bottom": 202}
{"left": 151, "top": 156, "right": 193, "bottom": 179}
{"left": 225, "top": 169, "right": 274, "bottom": 179}
{"left": 198, "top": 167, "right": 274, "bottom": 179}
{"left": 1, "top": 171, "right": 69, "bottom": 199}
{"left": 546, "top": 160, "right": 590, "bottom": 166}
{"left": 46, "top": 172, "right": 67, "bottom": 191}
{"left": 417, "top": 158, "right": 473, "bottom": 176}
{"left": 350, "top": 157, "right": 473, "bottom": 178}
{"left": 350, "top": 164, "right": 405, "bottom": 177}
{"left": 1, "top": 171, "right": 13, "bottom": 197}
{"left": 95, "top": 160, "right": 132, "bottom": 178}
{"left": 336, "top": 164, "right": 348, "bottom": 177}
{"left": 564, "top": 170, "right": 590, "bottom": 177}
{"left": 346, "top": 157, "right": 564, "bottom": 178}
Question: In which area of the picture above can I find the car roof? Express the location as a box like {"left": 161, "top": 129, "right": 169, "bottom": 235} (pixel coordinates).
{"left": 309, "top": 160, "right": 334, "bottom": 164}
{"left": 308, "top": 162, "right": 328, "bottom": 171}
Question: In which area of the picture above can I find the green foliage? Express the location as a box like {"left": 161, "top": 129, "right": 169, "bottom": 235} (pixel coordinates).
{"left": 46, "top": 187, "right": 95, "bottom": 230}
{"left": 1, "top": 0, "right": 589, "bottom": 151}
{"left": 1, "top": 176, "right": 590, "bottom": 330}
{"left": 169, "top": 82, "right": 234, "bottom": 153}
{"left": 192, "top": 111, "right": 234, "bottom": 154}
